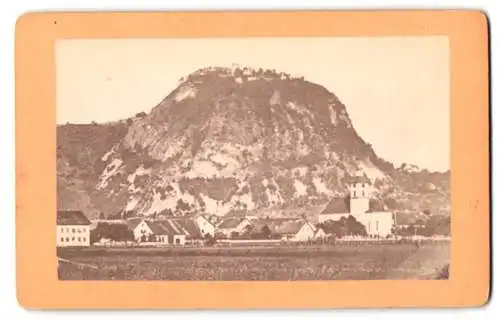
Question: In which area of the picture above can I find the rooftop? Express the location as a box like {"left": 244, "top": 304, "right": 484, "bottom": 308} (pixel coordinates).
{"left": 57, "top": 210, "right": 91, "bottom": 226}
{"left": 320, "top": 196, "right": 388, "bottom": 215}
{"left": 144, "top": 218, "right": 202, "bottom": 238}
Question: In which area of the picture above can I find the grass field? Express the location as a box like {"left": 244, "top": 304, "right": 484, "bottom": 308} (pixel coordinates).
{"left": 57, "top": 242, "right": 450, "bottom": 281}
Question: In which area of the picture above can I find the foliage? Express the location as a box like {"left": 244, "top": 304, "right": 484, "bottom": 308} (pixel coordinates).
{"left": 215, "top": 232, "right": 227, "bottom": 240}
{"left": 394, "top": 215, "right": 450, "bottom": 237}
{"left": 90, "top": 222, "right": 134, "bottom": 243}
{"left": 204, "top": 234, "right": 217, "bottom": 246}
{"left": 317, "top": 215, "right": 367, "bottom": 238}
{"left": 230, "top": 231, "right": 240, "bottom": 239}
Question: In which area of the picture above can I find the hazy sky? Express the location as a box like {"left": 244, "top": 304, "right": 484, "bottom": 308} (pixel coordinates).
{"left": 56, "top": 37, "right": 449, "bottom": 172}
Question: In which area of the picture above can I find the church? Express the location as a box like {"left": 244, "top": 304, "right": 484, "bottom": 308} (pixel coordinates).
{"left": 318, "top": 176, "right": 394, "bottom": 238}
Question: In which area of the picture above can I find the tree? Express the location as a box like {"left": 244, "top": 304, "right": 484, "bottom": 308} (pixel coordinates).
{"left": 90, "top": 222, "right": 134, "bottom": 243}
{"left": 261, "top": 225, "right": 272, "bottom": 239}
{"left": 241, "top": 224, "right": 253, "bottom": 238}
{"left": 98, "top": 212, "right": 105, "bottom": 220}
{"left": 344, "top": 216, "right": 365, "bottom": 236}
{"left": 204, "top": 233, "right": 216, "bottom": 246}
{"left": 230, "top": 231, "right": 240, "bottom": 239}
{"left": 215, "top": 232, "right": 227, "bottom": 240}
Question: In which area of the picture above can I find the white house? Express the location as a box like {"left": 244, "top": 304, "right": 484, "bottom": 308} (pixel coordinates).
{"left": 56, "top": 210, "right": 91, "bottom": 247}
{"left": 252, "top": 218, "right": 326, "bottom": 242}
{"left": 195, "top": 215, "right": 216, "bottom": 238}
{"left": 285, "top": 220, "right": 326, "bottom": 242}
{"left": 318, "top": 176, "right": 394, "bottom": 237}
{"left": 133, "top": 218, "right": 204, "bottom": 245}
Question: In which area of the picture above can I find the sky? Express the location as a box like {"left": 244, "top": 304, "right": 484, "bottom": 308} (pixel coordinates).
{"left": 56, "top": 37, "right": 449, "bottom": 172}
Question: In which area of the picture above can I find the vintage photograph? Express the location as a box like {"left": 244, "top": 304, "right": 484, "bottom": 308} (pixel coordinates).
{"left": 56, "top": 37, "right": 450, "bottom": 281}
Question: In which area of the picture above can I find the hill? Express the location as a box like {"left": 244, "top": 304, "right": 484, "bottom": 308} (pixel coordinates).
{"left": 57, "top": 66, "right": 450, "bottom": 219}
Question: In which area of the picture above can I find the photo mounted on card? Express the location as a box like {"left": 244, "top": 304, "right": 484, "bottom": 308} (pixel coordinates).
{"left": 15, "top": 10, "right": 490, "bottom": 309}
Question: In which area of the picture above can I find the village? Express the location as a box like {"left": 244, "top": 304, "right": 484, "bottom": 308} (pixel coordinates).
{"left": 57, "top": 177, "right": 450, "bottom": 249}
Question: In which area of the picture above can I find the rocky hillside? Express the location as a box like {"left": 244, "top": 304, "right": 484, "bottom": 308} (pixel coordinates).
{"left": 57, "top": 66, "right": 450, "bottom": 219}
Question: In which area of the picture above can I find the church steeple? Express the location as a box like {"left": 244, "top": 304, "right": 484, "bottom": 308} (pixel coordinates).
{"left": 348, "top": 171, "right": 371, "bottom": 214}
{"left": 348, "top": 171, "right": 371, "bottom": 198}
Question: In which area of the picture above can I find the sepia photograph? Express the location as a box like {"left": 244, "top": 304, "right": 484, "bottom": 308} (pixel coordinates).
{"left": 55, "top": 37, "right": 451, "bottom": 281}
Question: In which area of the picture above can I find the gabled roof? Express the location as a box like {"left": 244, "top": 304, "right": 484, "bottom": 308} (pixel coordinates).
{"left": 320, "top": 197, "right": 350, "bottom": 215}
{"left": 217, "top": 217, "right": 247, "bottom": 229}
{"left": 320, "top": 196, "right": 389, "bottom": 215}
{"left": 366, "top": 199, "right": 388, "bottom": 212}
{"left": 198, "top": 214, "right": 218, "bottom": 225}
{"left": 253, "top": 218, "right": 306, "bottom": 235}
{"left": 57, "top": 210, "right": 91, "bottom": 225}
{"left": 275, "top": 219, "right": 307, "bottom": 235}
{"left": 126, "top": 217, "right": 143, "bottom": 230}
{"left": 143, "top": 218, "right": 203, "bottom": 238}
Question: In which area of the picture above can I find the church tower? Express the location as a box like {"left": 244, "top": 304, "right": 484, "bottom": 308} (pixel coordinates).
{"left": 348, "top": 172, "right": 372, "bottom": 215}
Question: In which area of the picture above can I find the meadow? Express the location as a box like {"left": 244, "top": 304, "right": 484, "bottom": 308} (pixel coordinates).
{"left": 57, "top": 241, "right": 450, "bottom": 281}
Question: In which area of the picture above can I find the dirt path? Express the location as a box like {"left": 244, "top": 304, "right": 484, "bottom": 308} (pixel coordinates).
{"left": 386, "top": 242, "right": 450, "bottom": 279}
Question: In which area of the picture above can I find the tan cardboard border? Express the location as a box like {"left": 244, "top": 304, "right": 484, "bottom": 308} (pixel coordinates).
{"left": 15, "top": 11, "right": 490, "bottom": 309}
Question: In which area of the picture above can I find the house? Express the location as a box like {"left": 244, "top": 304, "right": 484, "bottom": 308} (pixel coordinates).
{"left": 56, "top": 210, "right": 91, "bottom": 247}
{"left": 133, "top": 218, "right": 203, "bottom": 245}
{"left": 125, "top": 217, "right": 144, "bottom": 232}
{"left": 252, "top": 218, "right": 326, "bottom": 242}
{"left": 194, "top": 215, "right": 216, "bottom": 238}
{"left": 318, "top": 175, "right": 394, "bottom": 237}
{"left": 216, "top": 217, "right": 253, "bottom": 238}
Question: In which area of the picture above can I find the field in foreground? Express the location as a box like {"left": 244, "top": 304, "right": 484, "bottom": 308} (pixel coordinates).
{"left": 58, "top": 242, "right": 450, "bottom": 280}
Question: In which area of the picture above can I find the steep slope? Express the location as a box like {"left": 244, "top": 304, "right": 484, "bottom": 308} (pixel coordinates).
{"left": 57, "top": 121, "right": 129, "bottom": 217}
{"left": 57, "top": 66, "right": 450, "bottom": 219}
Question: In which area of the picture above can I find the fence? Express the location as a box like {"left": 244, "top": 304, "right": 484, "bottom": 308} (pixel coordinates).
{"left": 88, "top": 236, "right": 450, "bottom": 249}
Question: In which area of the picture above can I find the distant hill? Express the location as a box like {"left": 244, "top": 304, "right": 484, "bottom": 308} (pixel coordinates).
{"left": 57, "top": 66, "right": 450, "bottom": 219}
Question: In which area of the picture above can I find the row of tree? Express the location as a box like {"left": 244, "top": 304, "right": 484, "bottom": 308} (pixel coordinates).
{"left": 316, "top": 213, "right": 451, "bottom": 239}
{"left": 90, "top": 222, "right": 134, "bottom": 244}
{"left": 316, "top": 216, "right": 368, "bottom": 238}
{"left": 215, "top": 225, "right": 280, "bottom": 240}
{"left": 393, "top": 215, "right": 450, "bottom": 237}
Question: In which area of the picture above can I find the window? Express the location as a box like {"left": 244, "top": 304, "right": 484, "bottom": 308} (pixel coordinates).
{"left": 176, "top": 238, "right": 181, "bottom": 244}
{"left": 60, "top": 228, "right": 64, "bottom": 233}
{"left": 72, "top": 228, "right": 76, "bottom": 233}
{"left": 83, "top": 237, "right": 86, "bottom": 242}
{"left": 72, "top": 237, "right": 75, "bottom": 241}
{"left": 66, "top": 237, "right": 69, "bottom": 242}
{"left": 60, "top": 238, "right": 64, "bottom": 242}
{"left": 78, "top": 237, "right": 81, "bottom": 242}
{"left": 77, "top": 228, "right": 81, "bottom": 233}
